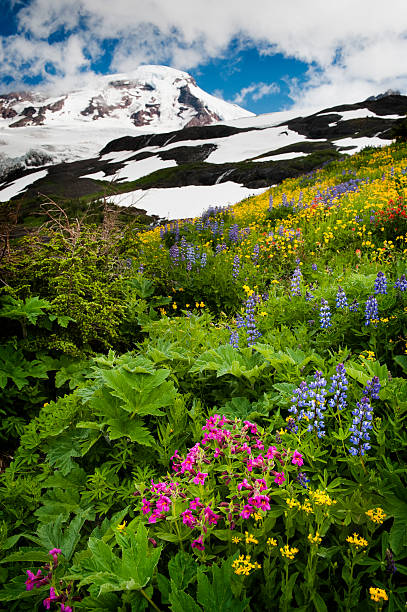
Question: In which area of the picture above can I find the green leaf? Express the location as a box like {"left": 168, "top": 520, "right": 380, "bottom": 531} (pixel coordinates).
{"left": 106, "top": 418, "right": 155, "bottom": 445}
{"left": 0, "top": 550, "right": 50, "bottom": 564}
{"left": 168, "top": 551, "right": 197, "bottom": 591}
{"left": 0, "top": 296, "right": 51, "bottom": 325}
{"left": 170, "top": 586, "right": 202, "bottom": 612}
{"left": 196, "top": 558, "right": 249, "bottom": 612}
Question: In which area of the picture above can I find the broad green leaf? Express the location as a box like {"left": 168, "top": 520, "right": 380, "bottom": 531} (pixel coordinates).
{"left": 170, "top": 586, "right": 202, "bottom": 612}
{"left": 168, "top": 551, "right": 197, "bottom": 591}
{"left": 106, "top": 418, "right": 155, "bottom": 445}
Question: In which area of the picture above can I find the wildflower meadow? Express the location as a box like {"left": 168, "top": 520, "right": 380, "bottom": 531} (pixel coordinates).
{"left": 0, "top": 142, "right": 407, "bottom": 610}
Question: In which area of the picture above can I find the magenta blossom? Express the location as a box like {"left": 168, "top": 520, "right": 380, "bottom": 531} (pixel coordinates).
{"left": 191, "top": 536, "right": 205, "bottom": 550}
{"left": 60, "top": 605, "right": 72, "bottom": 612}
{"left": 204, "top": 506, "right": 220, "bottom": 525}
{"left": 189, "top": 497, "right": 203, "bottom": 510}
{"left": 274, "top": 472, "right": 286, "bottom": 485}
{"left": 48, "top": 548, "right": 62, "bottom": 567}
{"left": 25, "top": 569, "right": 43, "bottom": 591}
{"left": 141, "top": 498, "right": 151, "bottom": 515}
{"left": 181, "top": 510, "right": 196, "bottom": 528}
{"left": 240, "top": 504, "right": 254, "bottom": 519}
{"left": 193, "top": 472, "right": 208, "bottom": 485}
{"left": 292, "top": 450, "right": 304, "bottom": 466}
{"left": 43, "top": 586, "right": 58, "bottom": 610}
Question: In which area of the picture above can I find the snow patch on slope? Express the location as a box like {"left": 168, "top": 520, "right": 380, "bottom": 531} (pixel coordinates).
{"left": 105, "top": 182, "right": 267, "bottom": 220}
{"left": 0, "top": 170, "right": 48, "bottom": 202}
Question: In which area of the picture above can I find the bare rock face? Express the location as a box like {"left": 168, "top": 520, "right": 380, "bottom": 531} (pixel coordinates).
{"left": 131, "top": 104, "right": 161, "bottom": 126}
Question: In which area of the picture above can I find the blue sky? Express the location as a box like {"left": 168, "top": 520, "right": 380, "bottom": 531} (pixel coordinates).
{"left": 1, "top": 0, "right": 407, "bottom": 114}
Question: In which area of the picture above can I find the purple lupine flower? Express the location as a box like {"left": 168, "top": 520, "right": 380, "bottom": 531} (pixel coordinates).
{"left": 296, "top": 472, "right": 309, "bottom": 489}
{"left": 232, "top": 255, "right": 240, "bottom": 281}
{"left": 229, "top": 330, "right": 239, "bottom": 349}
{"left": 229, "top": 224, "right": 240, "bottom": 243}
{"left": 215, "top": 243, "right": 227, "bottom": 254}
{"left": 268, "top": 193, "right": 273, "bottom": 211}
{"left": 252, "top": 243, "right": 260, "bottom": 262}
{"left": 336, "top": 286, "right": 348, "bottom": 309}
{"left": 374, "top": 271, "right": 387, "bottom": 294}
{"left": 290, "top": 266, "right": 302, "bottom": 297}
{"left": 305, "top": 290, "right": 314, "bottom": 301}
{"left": 348, "top": 396, "right": 373, "bottom": 456}
{"left": 303, "top": 371, "right": 328, "bottom": 438}
{"left": 394, "top": 274, "right": 407, "bottom": 291}
{"left": 200, "top": 253, "right": 207, "bottom": 268}
{"left": 311, "top": 263, "right": 318, "bottom": 271}
{"left": 169, "top": 244, "right": 179, "bottom": 265}
{"left": 365, "top": 295, "right": 378, "bottom": 325}
{"left": 235, "top": 314, "right": 246, "bottom": 329}
{"left": 328, "top": 363, "right": 348, "bottom": 411}
{"left": 363, "top": 376, "right": 381, "bottom": 400}
{"left": 245, "top": 293, "right": 261, "bottom": 347}
{"left": 349, "top": 299, "right": 359, "bottom": 312}
{"left": 320, "top": 298, "right": 332, "bottom": 328}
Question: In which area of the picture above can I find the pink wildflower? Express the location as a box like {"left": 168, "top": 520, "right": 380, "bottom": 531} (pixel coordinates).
{"left": 191, "top": 536, "right": 205, "bottom": 550}
{"left": 48, "top": 548, "right": 62, "bottom": 566}
{"left": 189, "top": 497, "right": 203, "bottom": 510}
{"left": 193, "top": 472, "right": 208, "bottom": 485}
{"left": 43, "top": 587, "right": 58, "bottom": 610}
{"left": 237, "top": 478, "right": 252, "bottom": 491}
{"left": 292, "top": 450, "right": 304, "bottom": 466}
{"left": 141, "top": 498, "right": 151, "bottom": 515}
{"left": 181, "top": 510, "right": 196, "bottom": 528}
{"left": 204, "top": 506, "right": 220, "bottom": 525}
{"left": 274, "top": 472, "right": 286, "bottom": 485}
{"left": 240, "top": 504, "right": 254, "bottom": 519}
{"left": 25, "top": 569, "right": 43, "bottom": 591}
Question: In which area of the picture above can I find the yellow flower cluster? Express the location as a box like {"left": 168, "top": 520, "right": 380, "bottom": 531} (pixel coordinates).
{"left": 232, "top": 554, "right": 261, "bottom": 576}
{"left": 267, "top": 537, "right": 277, "bottom": 547}
{"left": 231, "top": 536, "right": 242, "bottom": 544}
{"left": 286, "top": 498, "right": 301, "bottom": 509}
{"left": 116, "top": 521, "right": 127, "bottom": 533}
{"left": 346, "top": 533, "right": 368, "bottom": 549}
{"left": 369, "top": 587, "right": 388, "bottom": 602}
{"left": 280, "top": 544, "right": 299, "bottom": 560}
{"left": 245, "top": 531, "right": 259, "bottom": 545}
{"left": 365, "top": 507, "right": 387, "bottom": 524}
{"left": 309, "top": 489, "right": 337, "bottom": 506}
{"left": 308, "top": 532, "right": 322, "bottom": 545}
{"left": 301, "top": 500, "right": 314, "bottom": 514}
{"left": 360, "top": 350, "right": 376, "bottom": 362}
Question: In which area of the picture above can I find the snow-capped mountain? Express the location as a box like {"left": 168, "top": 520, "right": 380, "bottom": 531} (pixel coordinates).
{"left": 1, "top": 91, "right": 406, "bottom": 220}
{"left": 0, "top": 65, "right": 253, "bottom": 163}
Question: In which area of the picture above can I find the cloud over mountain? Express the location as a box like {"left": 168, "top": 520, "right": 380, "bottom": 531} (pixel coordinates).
{"left": 1, "top": 1, "right": 407, "bottom": 110}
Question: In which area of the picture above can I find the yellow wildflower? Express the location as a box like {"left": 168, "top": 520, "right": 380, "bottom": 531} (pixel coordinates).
{"left": 245, "top": 531, "right": 259, "bottom": 545}
{"left": 280, "top": 545, "right": 299, "bottom": 560}
{"left": 117, "top": 521, "right": 127, "bottom": 533}
{"left": 365, "top": 508, "right": 387, "bottom": 525}
{"left": 369, "top": 587, "right": 388, "bottom": 602}
{"left": 308, "top": 532, "right": 322, "bottom": 545}
{"left": 346, "top": 533, "right": 368, "bottom": 549}
{"left": 286, "top": 498, "right": 300, "bottom": 509}
{"left": 232, "top": 536, "right": 242, "bottom": 544}
{"left": 267, "top": 537, "right": 277, "bottom": 547}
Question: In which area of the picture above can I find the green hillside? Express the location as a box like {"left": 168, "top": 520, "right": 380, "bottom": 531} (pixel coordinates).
{"left": 0, "top": 142, "right": 406, "bottom": 610}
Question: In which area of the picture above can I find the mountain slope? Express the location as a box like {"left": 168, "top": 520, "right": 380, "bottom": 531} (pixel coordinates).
{"left": 0, "top": 65, "right": 253, "bottom": 164}
{"left": 1, "top": 92, "right": 406, "bottom": 220}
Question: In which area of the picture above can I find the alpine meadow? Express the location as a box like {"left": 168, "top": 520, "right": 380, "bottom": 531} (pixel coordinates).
{"left": 1, "top": 132, "right": 407, "bottom": 611}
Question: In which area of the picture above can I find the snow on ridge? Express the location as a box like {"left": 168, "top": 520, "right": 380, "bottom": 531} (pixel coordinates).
{"left": 105, "top": 182, "right": 268, "bottom": 220}
{"left": 0, "top": 169, "right": 48, "bottom": 202}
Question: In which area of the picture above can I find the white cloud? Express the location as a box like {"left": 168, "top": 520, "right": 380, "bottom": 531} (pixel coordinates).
{"left": 0, "top": 0, "right": 407, "bottom": 108}
{"left": 234, "top": 82, "right": 280, "bottom": 104}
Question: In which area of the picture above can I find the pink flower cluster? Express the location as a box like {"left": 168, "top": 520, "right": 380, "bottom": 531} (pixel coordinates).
{"left": 137, "top": 415, "right": 305, "bottom": 551}
{"left": 25, "top": 549, "right": 72, "bottom": 611}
